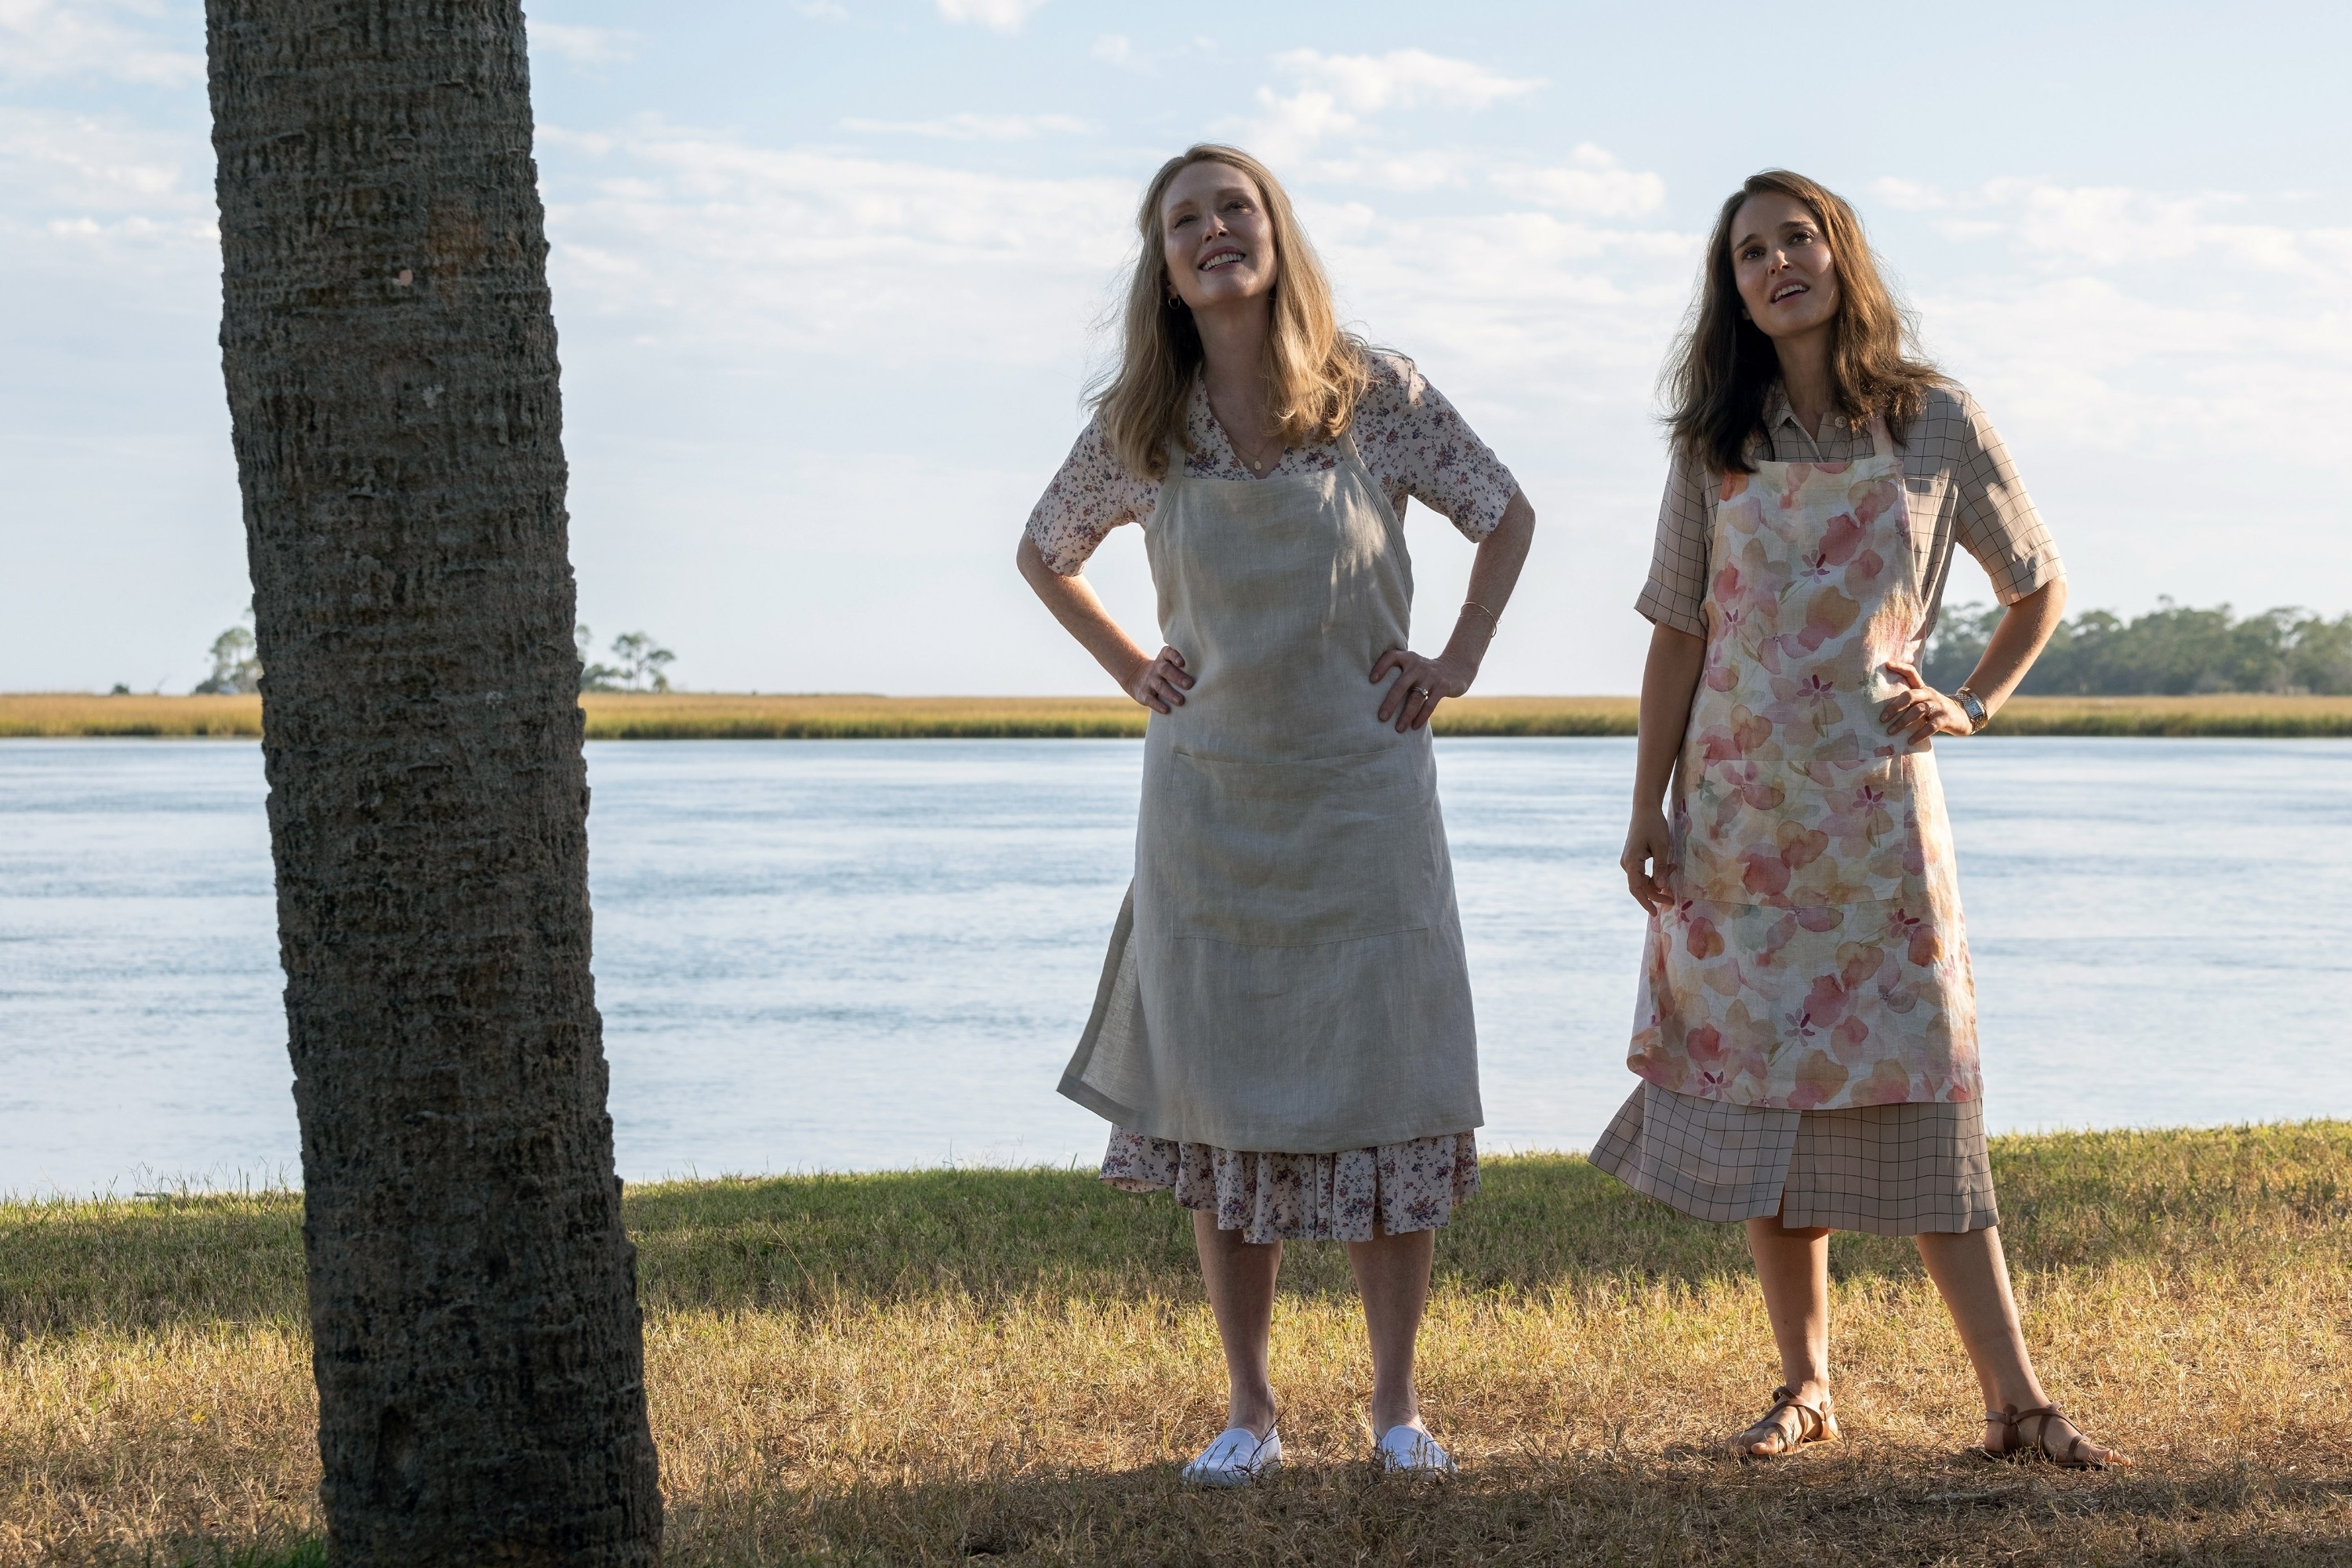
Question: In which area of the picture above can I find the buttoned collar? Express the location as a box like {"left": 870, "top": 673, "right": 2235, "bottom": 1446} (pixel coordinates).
{"left": 1759, "top": 384, "right": 1861, "bottom": 459}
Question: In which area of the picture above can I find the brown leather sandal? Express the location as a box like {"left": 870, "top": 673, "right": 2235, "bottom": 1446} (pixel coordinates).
{"left": 1730, "top": 1385, "right": 1838, "bottom": 1457}
{"left": 1980, "top": 1403, "right": 2118, "bottom": 1468}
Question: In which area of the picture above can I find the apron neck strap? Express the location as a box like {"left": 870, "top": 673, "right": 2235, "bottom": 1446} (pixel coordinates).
{"left": 1867, "top": 413, "right": 1895, "bottom": 461}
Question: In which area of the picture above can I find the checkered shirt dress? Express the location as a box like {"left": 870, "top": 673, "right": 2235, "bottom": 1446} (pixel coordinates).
{"left": 1592, "top": 382, "right": 2056, "bottom": 1236}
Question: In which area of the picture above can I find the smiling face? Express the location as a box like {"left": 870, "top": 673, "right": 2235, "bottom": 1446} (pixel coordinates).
{"left": 1160, "top": 160, "right": 1277, "bottom": 313}
{"left": 1730, "top": 191, "right": 1839, "bottom": 342}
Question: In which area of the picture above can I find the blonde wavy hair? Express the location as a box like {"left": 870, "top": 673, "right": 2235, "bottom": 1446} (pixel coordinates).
{"left": 1093, "top": 144, "right": 1370, "bottom": 481}
{"left": 1665, "top": 169, "right": 1944, "bottom": 475}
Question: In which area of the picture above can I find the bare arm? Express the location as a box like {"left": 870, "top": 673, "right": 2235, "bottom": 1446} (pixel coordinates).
{"left": 1014, "top": 533, "right": 1193, "bottom": 713}
{"left": 1371, "top": 488, "right": 1537, "bottom": 731}
{"left": 1963, "top": 578, "right": 2068, "bottom": 710}
{"left": 1620, "top": 622, "right": 1707, "bottom": 913}
{"left": 1880, "top": 578, "right": 2069, "bottom": 743}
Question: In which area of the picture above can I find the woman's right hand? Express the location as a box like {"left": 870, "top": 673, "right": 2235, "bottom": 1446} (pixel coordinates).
{"left": 1127, "top": 646, "right": 1193, "bottom": 714}
{"left": 1621, "top": 805, "right": 1675, "bottom": 913}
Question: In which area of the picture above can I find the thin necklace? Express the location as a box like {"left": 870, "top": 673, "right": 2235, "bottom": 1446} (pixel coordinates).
{"left": 1208, "top": 387, "right": 1280, "bottom": 476}
{"left": 1232, "top": 424, "right": 1280, "bottom": 476}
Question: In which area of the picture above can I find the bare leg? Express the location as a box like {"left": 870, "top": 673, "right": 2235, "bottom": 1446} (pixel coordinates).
{"left": 1345, "top": 1222, "right": 1436, "bottom": 1437}
{"left": 1915, "top": 1225, "right": 2128, "bottom": 1465}
{"left": 1737, "top": 1212, "right": 1835, "bottom": 1454}
{"left": 1194, "top": 1209, "right": 1281, "bottom": 1437}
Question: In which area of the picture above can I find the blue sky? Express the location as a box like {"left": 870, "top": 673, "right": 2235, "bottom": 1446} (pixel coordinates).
{"left": 4, "top": 0, "right": 2348, "bottom": 693}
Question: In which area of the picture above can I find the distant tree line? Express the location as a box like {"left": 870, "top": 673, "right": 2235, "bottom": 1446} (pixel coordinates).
{"left": 187, "top": 615, "right": 678, "bottom": 695}
{"left": 1926, "top": 601, "right": 2352, "bottom": 695}
{"left": 194, "top": 612, "right": 263, "bottom": 694}
{"left": 575, "top": 626, "right": 676, "bottom": 693}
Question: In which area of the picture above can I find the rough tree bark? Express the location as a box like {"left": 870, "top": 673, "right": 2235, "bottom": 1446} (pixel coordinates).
{"left": 206, "top": 2, "right": 662, "bottom": 1560}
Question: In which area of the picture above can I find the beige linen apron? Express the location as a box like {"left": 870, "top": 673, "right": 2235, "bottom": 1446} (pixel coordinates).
{"left": 1628, "top": 419, "right": 1980, "bottom": 1110}
{"left": 1058, "top": 435, "right": 1483, "bottom": 1152}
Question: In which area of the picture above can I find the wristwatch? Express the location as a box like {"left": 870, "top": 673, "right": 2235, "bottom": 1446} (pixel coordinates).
{"left": 1954, "top": 686, "right": 1990, "bottom": 735}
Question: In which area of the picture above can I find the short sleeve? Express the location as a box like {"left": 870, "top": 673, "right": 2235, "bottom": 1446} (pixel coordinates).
{"left": 1350, "top": 354, "right": 1519, "bottom": 542}
{"left": 1024, "top": 417, "right": 1158, "bottom": 576}
{"left": 1635, "top": 452, "right": 1713, "bottom": 637}
{"left": 1945, "top": 388, "right": 2063, "bottom": 604}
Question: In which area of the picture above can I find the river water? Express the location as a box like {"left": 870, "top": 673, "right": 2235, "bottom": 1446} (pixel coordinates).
{"left": 2, "top": 737, "right": 2347, "bottom": 1196}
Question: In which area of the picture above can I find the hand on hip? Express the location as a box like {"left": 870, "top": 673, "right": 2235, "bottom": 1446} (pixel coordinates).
{"left": 1129, "top": 646, "right": 1193, "bottom": 714}
{"left": 1878, "top": 658, "right": 1971, "bottom": 746}
{"left": 1371, "top": 648, "right": 1470, "bottom": 733}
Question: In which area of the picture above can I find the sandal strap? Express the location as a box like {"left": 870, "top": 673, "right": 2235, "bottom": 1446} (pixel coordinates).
{"left": 1989, "top": 1403, "right": 2084, "bottom": 1462}
{"left": 1757, "top": 1385, "right": 1826, "bottom": 1446}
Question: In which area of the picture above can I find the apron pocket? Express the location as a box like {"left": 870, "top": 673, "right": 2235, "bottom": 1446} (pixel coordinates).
{"left": 1679, "top": 756, "right": 1918, "bottom": 908}
{"left": 1146, "top": 742, "right": 1443, "bottom": 946}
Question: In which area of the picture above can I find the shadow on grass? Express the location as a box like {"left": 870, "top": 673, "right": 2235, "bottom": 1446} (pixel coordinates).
{"left": 6, "top": 1123, "right": 2347, "bottom": 1334}
{"left": 78, "top": 1457, "right": 2352, "bottom": 1568}
{"left": 666, "top": 1452, "right": 2352, "bottom": 1567}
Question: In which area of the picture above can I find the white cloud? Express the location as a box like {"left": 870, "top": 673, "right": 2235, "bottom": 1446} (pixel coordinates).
{"left": 840, "top": 112, "right": 1088, "bottom": 141}
{"left": 1091, "top": 33, "right": 1133, "bottom": 67}
{"left": 539, "top": 120, "right": 1134, "bottom": 368}
{"left": 1490, "top": 143, "right": 1665, "bottom": 218}
{"left": 1862, "top": 178, "right": 2352, "bottom": 459}
{"left": 0, "top": 0, "right": 203, "bottom": 87}
{"left": 1869, "top": 176, "right": 1946, "bottom": 212}
{"left": 1249, "top": 49, "right": 1541, "bottom": 162}
{"left": 1312, "top": 201, "right": 1698, "bottom": 386}
{"left": 1873, "top": 176, "right": 2352, "bottom": 280}
{"left": 529, "top": 111, "right": 1706, "bottom": 459}
{"left": 1273, "top": 48, "right": 1541, "bottom": 113}
{"left": 528, "top": 21, "right": 640, "bottom": 67}
{"left": 0, "top": 106, "right": 209, "bottom": 226}
{"left": 933, "top": 0, "right": 1047, "bottom": 34}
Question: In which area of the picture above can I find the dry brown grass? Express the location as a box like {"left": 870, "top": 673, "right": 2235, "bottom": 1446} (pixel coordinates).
{"left": 0, "top": 695, "right": 264, "bottom": 738}
{"left": 15, "top": 690, "right": 2352, "bottom": 740}
{"left": 568, "top": 693, "right": 1651, "bottom": 739}
{"left": 4, "top": 1125, "right": 2350, "bottom": 1564}
{"left": 582, "top": 693, "right": 1150, "bottom": 739}
{"left": 1987, "top": 692, "right": 2352, "bottom": 737}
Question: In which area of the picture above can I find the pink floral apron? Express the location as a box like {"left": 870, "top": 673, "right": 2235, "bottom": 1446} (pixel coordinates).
{"left": 1628, "top": 419, "right": 1979, "bottom": 1110}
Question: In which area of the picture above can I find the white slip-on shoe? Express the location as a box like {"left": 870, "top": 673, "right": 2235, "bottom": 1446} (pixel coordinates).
{"left": 1181, "top": 1425, "right": 1283, "bottom": 1487}
{"left": 1373, "top": 1423, "right": 1456, "bottom": 1478}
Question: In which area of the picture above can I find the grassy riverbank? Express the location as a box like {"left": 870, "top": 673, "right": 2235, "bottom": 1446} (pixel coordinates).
{"left": 5, "top": 1123, "right": 2349, "bottom": 1565}
{"left": 9, "top": 690, "right": 2352, "bottom": 739}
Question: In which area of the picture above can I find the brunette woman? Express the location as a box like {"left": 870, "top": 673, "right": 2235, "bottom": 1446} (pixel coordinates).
{"left": 1018, "top": 144, "right": 1535, "bottom": 1483}
{"left": 1595, "top": 169, "right": 2126, "bottom": 1468}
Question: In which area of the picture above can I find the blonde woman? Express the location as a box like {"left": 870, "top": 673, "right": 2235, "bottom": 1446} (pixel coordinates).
{"left": 1596, "top": 169, "right": 2126, "bottom": 1468}
{"left": 1018, "top": 144, "right": 1536, "bottom": 1483}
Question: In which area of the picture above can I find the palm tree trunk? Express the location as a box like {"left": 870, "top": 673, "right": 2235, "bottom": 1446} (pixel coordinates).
{"left": 206, "top": 2, "right": 661, "bottom": 1560}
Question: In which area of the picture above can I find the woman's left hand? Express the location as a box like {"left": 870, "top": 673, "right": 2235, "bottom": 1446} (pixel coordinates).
{"left": 1372, "top": 647, "right": 1473, "bottom": 732}
{"left": 1878, "top": 658, "right": 1972, "bottom": 746}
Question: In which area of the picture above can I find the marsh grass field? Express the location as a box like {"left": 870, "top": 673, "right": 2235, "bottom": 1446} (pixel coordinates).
{"left": 5, "top": 1124, "right": 2349, "bottom": 1566}
{"left": 8, "top": 691, "right": 2352, "bottom": 739}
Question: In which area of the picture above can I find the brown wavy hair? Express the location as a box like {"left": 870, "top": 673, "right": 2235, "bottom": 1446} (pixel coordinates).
{"left": 1093, "top": 144, "right": 1370, "bottom": 481}
{"left": 1664, "top": 169, "right": 1943, "bottom": 475}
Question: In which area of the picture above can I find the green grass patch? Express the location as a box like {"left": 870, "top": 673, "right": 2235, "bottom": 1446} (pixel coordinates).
{"left": 11, "top": 1123, "right": 2348, "bottom": 1336}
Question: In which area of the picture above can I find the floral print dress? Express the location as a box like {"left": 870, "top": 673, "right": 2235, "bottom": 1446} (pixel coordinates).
{"left": 1031, "top": 352, "right": 1513, "bottom": 1243}
{"left": 1025, "top": 351, "right": 1519, "bottom": 574}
